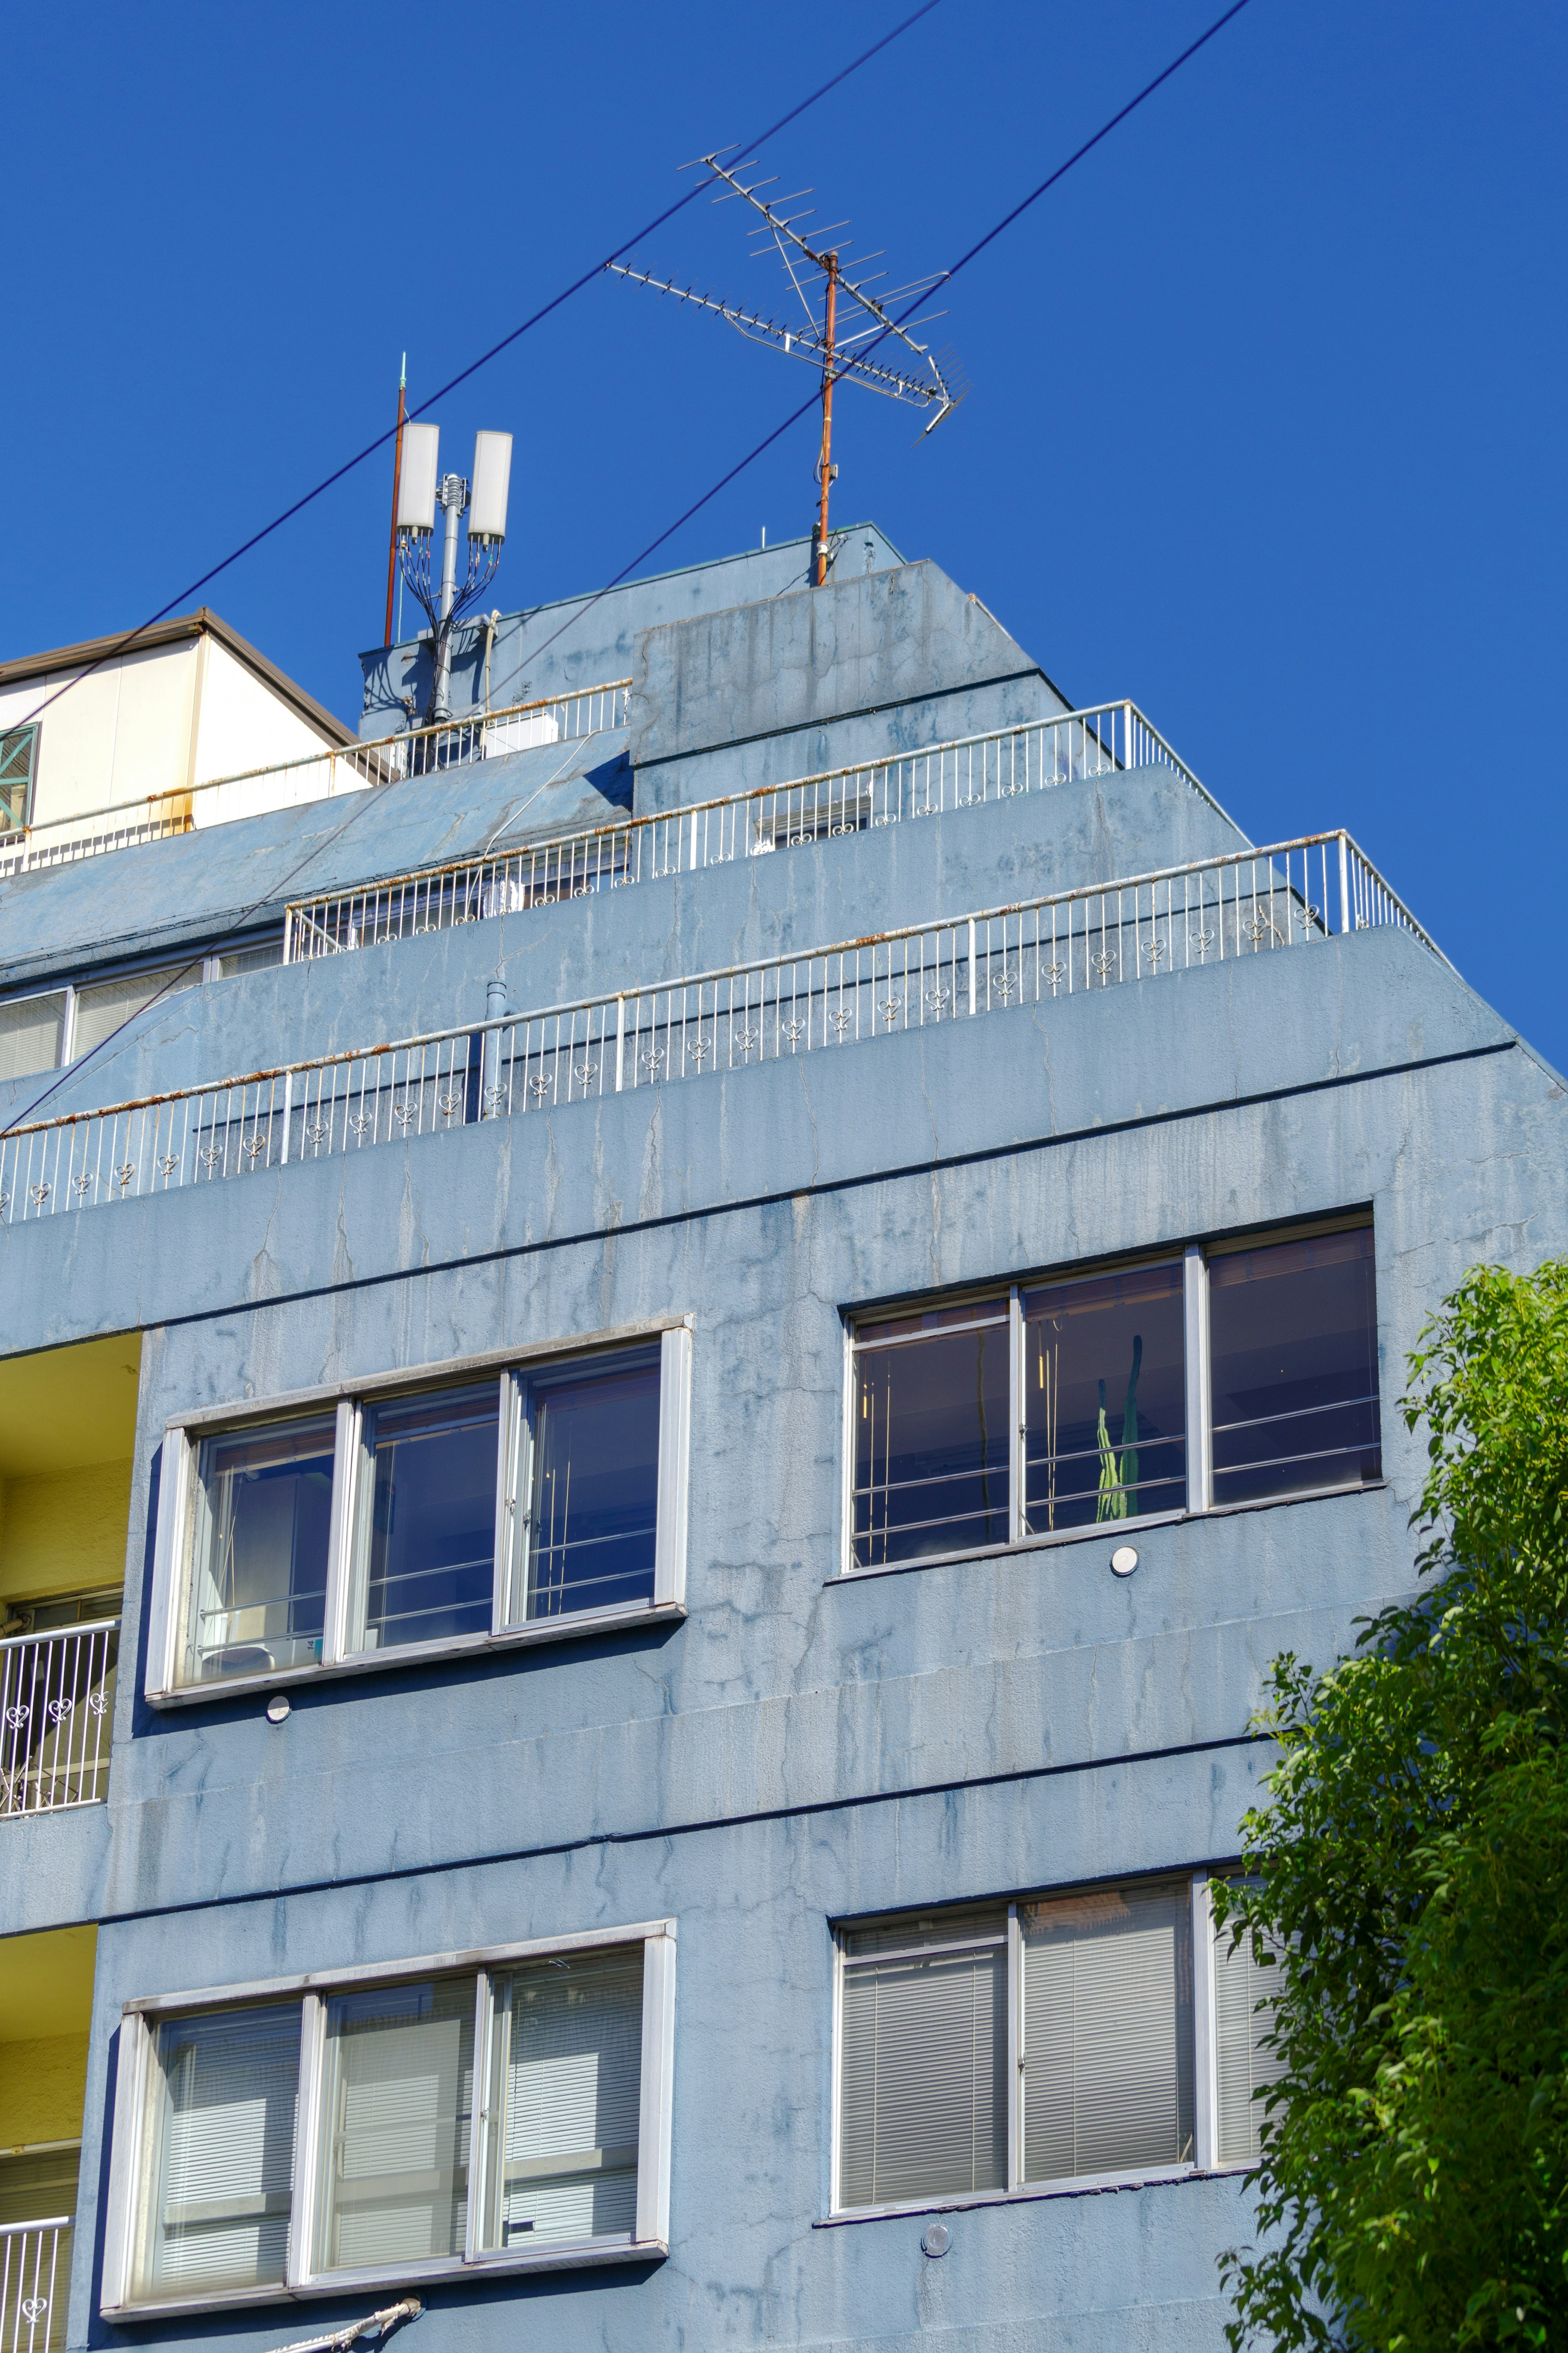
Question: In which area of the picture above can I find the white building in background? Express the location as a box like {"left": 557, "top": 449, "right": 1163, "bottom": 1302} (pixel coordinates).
{"left": 0, "top": 609, "right": 355, "bottom": 871}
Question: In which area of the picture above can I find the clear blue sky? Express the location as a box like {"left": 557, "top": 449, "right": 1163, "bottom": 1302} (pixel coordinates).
{"left": 9, "top": 2, "right": 1565, "bottom": 1066}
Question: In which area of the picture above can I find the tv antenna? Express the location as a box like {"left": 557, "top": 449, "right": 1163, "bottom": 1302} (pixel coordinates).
{"left": 608, "top": 154, "right": 965, "bottom": 585}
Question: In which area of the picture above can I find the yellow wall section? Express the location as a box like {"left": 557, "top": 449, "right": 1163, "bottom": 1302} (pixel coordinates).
{"left": 0, "top": 1461, "right": 132, "bottom": 1603}
{"left": 0, "top": 2039, "right": 87, "bottom": 2151}
{"left": 0, "top": 1927, "right": 96, "bottom": 2150}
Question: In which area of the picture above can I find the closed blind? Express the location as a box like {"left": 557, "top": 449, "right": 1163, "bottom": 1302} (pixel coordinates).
{"left": 839, "top": 1940, "right": 1006, "bottom": 2208}
{"left": 0, "top": 994, "right": 65, "bottom": 1085}
{"left": 1214, "top": 1911, "right": 1286, "bottom": 2165}
{"left": 144, "top": 2004, "right": 301, "bottom": 2294}
{"left": 1022, "top": 1880, "right": 1193, "bottom": 2184}
{"left": 488, "top": 1947, "right": 643, "bottom": 2247}
{"left": 71, "top": 966, "right": 201, "bottom": 1061}
{"left": 317, "top": 1979, "right": 474, "bottom": 2272}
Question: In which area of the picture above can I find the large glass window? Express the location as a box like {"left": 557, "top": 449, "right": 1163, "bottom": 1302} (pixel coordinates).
{"left": 852, "top": 1304, "right": 1010, "bottom": 1566}
{"left": 110, "top": 1931, "right": 672, "bottom": 2313}
{"left": 1208, "top": 1227, "right": 1381, "bottom": 1505}
{"left": 352, "top": 1386, "right": 499, "bottom": 1653}
{"left": 316, "top": 1981, "right": 475, "bottom": 2271}
{"left": 139, "top": 2005, "right": 301, "bottom": 2296}
{"left": 1023, "top": 1262, "right": 1186, "bottom": 1530}
{"left": 835, "top": 1874, "right": 1274, "bottom": 2214}
{"left": 1021, "top": 1881, "right": 1192, "bottom": 2183}
{"left": 845, "top": 1218, "right": 1379, "bottom": 1571}
{"left": 0, "top": 991, "right": 67, "bottom": 1085}
{"left": 482, "top": 1947, "right": 645, "bottom": 2247}
{"left": 838, "top": 1908, "right": 1007, "bottom": 2208}
{"left": 517, "top": 1357, "right": 661, "bottom": 1619}
{"left": 187, "top": 1417, "right": 335, "bottom": 1682}
{"left": 158, "top": 1332, "right": 689, "bottom": 1699}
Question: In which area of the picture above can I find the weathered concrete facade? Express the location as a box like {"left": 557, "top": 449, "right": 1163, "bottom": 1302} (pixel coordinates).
{"left": 1, "top": 529, "right": 1561, "bottom": 2353}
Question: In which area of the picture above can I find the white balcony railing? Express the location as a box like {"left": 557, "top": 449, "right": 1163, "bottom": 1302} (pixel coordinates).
{"left": 0, "top": 834, "right": 1446, "bottom": 1230}
{"left": 283, "top": 701, "right": 1213, "bottom": 962}
{"left": 0, "top": 2220, "right": 69, "bottom": 2353}
{"left": 0, "top": 1623, "right": 117, "bottom": 1814}
{"left": 0, "top": 681, "right": 632, "bottom": 881}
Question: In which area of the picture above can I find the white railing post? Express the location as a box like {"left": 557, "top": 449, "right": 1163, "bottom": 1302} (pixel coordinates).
{"left": 1339, "top": 832, "right": 1352, "bottom": 934}
{"left": 968, "top": 918, "right": 977, "bottom": 1016}
{"left": 614, "top": 997, "right": 626, "bottom": 1093}
{"left": 1125, "top": 700, "right": 1134, "bottom": 769}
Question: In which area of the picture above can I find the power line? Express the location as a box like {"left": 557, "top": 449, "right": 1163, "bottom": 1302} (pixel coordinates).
{"left": 3, "top": 0, "right": 1256, "bottom": 1136}
{"left": 10, "top": 0, "right": 945, "bottom": 742}
{"left": 500, "top": 0, "right": 1260, "bottom": 681}
{"left": 0, "top": 3, "right": 944, "bottom": 1139}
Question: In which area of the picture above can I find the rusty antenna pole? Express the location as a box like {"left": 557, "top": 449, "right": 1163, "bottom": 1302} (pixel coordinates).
{"left": 383, "top": 354, "right": 407, "bottom": 648}
{"left": 608, "top": 156, "right": 965, "bottom": 587}
{"left": 814, "top": 254, "right": 840, "bottom": 586}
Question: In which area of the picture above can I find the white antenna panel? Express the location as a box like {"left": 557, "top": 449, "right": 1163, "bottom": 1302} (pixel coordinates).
{"left": 397, "top": 422, "right": 440, "bottom": 533}
{"left": 469, "top": 431, "right": 513, "bottom": 543}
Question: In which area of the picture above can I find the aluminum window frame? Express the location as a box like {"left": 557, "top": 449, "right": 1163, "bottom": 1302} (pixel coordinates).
{"left": 100, "top": 1920, "right": 677, "bottom": 2318}
{"left": 839, "top": 1216, "right": 1378, "bottom": 1577}
{"left": 145, "top": 1321, "right": 693, "bottom": 1706}
{"left": 826, "top": 1867, "right": 1267, "bottom": 2224}
{"left": 0, "top": 933, "right": 287, "bottom": 1079}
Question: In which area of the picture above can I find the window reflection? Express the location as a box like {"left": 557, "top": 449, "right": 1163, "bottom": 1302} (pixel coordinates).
{"left": 853, "top": 1312, "right": 1009, "bottom": 1567}
{"left": 356, "top": 1385, "right": 499, "bottom": 1651}
{"left": 520, "top": 1359, "right": 659, "bottom": 1619}
{"left": 190, "top": 1418, "right": 334, "bottom": 1682}
{"left": 1022, "top": 1262, "right": 1185, "bottom": 1531}
{"left": 1209, "top": 1227, "right": 1379, "bottom": 1505}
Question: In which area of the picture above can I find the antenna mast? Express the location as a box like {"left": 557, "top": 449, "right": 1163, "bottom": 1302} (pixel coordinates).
{"left": 383, "top": 354, "right": 407, "bottom": 649}
{"left": 609, "top": 155, "right": 964, "bottom": 586}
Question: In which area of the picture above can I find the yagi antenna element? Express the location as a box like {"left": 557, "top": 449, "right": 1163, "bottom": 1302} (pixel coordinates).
{"left": 608, "top": 154, "right": 966, "bottom": 586}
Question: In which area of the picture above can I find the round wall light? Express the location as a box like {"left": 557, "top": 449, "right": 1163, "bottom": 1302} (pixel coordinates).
{"left": 1110, "top": 1546, "right": 1139, "bottom": 1578}
{"left": 266, "top": 1693, "right": 292, "bottom": 1724}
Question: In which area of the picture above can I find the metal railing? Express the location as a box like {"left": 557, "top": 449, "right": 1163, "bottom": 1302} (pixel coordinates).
{"left": 0, "top": 1624, "right": 117, "bottom": 1813}
{"left": 283, "top": 700, "right": 1213, "bottom": 961}
{"left": 0, "top": 681, "right": 632, "bottom": 881}
{"left": 0, "top": 835, "right": 1446, "bottom": 1229}
{"left": 0, "top": 2221, "right": 69, "bottom": 2353}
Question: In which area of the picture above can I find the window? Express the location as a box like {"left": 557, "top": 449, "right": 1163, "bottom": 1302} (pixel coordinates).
{"left": 1209, "top": 1885, "right": 1285, "bottom": 2166}
{"left": 0, "top": 724, "right": 39, "bottom": 834}
{"left": 846, "top": 1218, "right": 1379, "bottom": 1571}
{"left": 147, "top": 1328, "right": 691, "bottom": 1701}
{"left": 70, "top": 965, "right": 203, "bottom": 1062}
{"left": 833, "top": 1873, "right": 1276, "bottom": 2215}
{"left": 0, "top": 937, "right": 284, "bottom": 1085}
{"left": 0, "top": 991, "right": 67, "bottom": 1085}
{"left": 101, "top": 1925, "right": 677, "bottom": 2317}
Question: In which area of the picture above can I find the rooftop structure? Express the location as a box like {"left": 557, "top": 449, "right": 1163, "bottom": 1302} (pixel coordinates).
{"left": 0, "top": 528, "right": 1560, "bottom": 2353}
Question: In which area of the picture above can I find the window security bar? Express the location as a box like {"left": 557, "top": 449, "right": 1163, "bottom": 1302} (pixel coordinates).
{"left": 0, "top": 1620, "right": 118, "bottom": 1815}
{"left": 0, "top": 683, "right": 632, "bottom": 883}
{"left": 0, "top": 2217, "right": 71, "bottom": 2353}
{"left": 0, "top": 832, "right": 1448, "bottom": 1229}
{"left": 281, "top": 700, "right": 1221, "bottom": 963}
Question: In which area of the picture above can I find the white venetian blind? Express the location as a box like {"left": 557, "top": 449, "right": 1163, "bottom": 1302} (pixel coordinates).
{"left": 838, "top": 1909, "right": 1007, "bottom": 2210}
{"left": 1214, "top": 1905, "right": 1286, "bottom": 2165}
{"left": 1022, "top": 1880, "right": 1193, "bottom": 2185}
{"left": 488, "top": 1947, "right": 644, "bottom": 2247}
{"left": 143, "top": 2004, "right": 301, "bottom": 2294}
{"left": 317, "top": 1979, "right": 474, "bottom": 2272}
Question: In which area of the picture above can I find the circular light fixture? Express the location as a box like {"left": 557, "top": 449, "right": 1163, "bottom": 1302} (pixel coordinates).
{"left": 921, "top": 2222, "right": 949, "bottom": 2259}
{"left": 265, "top": 1693, "right": 292, "bottom": 1724}
{"left": 1110, "top": 1546, "right": 1139, "bottom": 1578}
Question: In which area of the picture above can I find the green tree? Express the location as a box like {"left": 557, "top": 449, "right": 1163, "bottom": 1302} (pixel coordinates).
{"left": 1215, "top": 1258, "right": 1568, "bottom": 2351}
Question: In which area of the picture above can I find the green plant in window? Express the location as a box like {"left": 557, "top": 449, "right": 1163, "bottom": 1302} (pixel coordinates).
{"left": 1096, "top": 1334, "right": 1143, "bottom": 1521}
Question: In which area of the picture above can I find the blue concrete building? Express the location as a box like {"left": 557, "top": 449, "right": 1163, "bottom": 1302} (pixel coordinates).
{"left": 0, "top": 524, "right": 1561, "bottom": 2353}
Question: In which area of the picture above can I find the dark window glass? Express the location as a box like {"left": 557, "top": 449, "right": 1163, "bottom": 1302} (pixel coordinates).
{"left": 190, "top": 1417, "right": 335, "bottom": 1682}
{"left": 853, "top": 1312, "right": 1009, "bottom": 1567}
{"left": 1022, "top": 1262, "right": 1185, "bottom": 1532}
{"left": 358, "top": 1385, "right": 499, "bottom": 1650}
{"left": 521, "top": 1357, "right": 660, "bottom": 1619}
{"left": 1208, "top": 1225, "right": 1380, "bottom": 1506}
